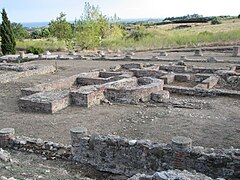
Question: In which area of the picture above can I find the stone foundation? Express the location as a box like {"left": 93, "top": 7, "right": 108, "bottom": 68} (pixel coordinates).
{"left": 71, "top": 127, "right": 240, "bottom": 178}
{"left": 19, "top": 90, "right": 70, "bottom": 113}
{"left": 0, "top": 64, "right": 56, "bottom": 83}
{"left": 1, "top": 128, "right": 239, "bottom": 179}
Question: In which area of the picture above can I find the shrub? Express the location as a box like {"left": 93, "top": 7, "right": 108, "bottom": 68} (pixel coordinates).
{"left": 211, "top": 17, "right": 222, "bottom": 25}
{"left": 238, "top": 14, "right": 240, "bottom": 18}
{"left": 126, "top": 26, "right": 152, "bottom": 41}
{"left": 26, "top": 46, "right": 44, "bottom": 55}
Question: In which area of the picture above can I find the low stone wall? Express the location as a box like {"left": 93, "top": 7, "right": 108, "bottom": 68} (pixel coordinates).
{"left": 1, "top": 128, "right": 239, "bottom": 179}
{"left": 105, "top": 78, "right": 163, "bottom": 104}
{"left": 130, "top": 69, "right": 167, "bottom": 78}
{"left": 71, "top": 128, "right": 240, "bottom": 178}
{"left": 159, "top": 65, "right": 187, "bottom": 73}
{"left": 198, "top": 76, "right": 219, "bottom": 89}
{"left": 0, "top": 64, "right": 56, "bottom": 83}
{"left": 192, "top": 67, "right": 229, "bottom": 74}
{"left": 164, "top": 85, "right": 240, "bottom": 97}
{"left": 21, "top": 72, "right": 99, "bottom": 96}
{"left": 129, "top": 170, "right": 216, "bottom": 180}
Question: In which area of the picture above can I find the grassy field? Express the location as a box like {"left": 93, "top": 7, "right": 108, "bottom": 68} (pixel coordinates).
{"left": 16, "top": 19, "right": 240, "bottom": 51}
{"left": 102, "top": 19, "right": 240, "bottom": 50}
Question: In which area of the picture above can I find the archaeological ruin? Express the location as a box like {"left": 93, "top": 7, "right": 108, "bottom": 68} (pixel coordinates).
{"left": 0, "top": 46, "right": 240, "bottom": 179}
{"left": 18, "top": 62, "right": 240, "bottom": 113}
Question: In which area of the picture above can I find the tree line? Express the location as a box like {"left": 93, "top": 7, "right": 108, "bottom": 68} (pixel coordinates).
{"left": 0, "top": 2, "right": 123, "bottom": 55}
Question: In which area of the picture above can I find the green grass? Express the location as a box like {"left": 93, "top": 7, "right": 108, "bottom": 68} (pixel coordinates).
{"left": 102, "top": 19, "right": 240, "bottom": 50}
{"left": 16, "top": 38, "right": 66, "bottom": 52}
{"left": 15, "top": 19, "right": 240, "bottom": 51}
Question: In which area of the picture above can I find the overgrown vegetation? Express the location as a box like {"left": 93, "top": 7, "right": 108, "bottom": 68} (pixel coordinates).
{"left": 1, "top": 6, "right": 240, "bottom": 53}
{"left": 26, "top": 46, "right": 44, "bottom": 55}
{"left": 211, "top": 17, "right": 222, "bottom": 25}
{"left": 1, "top": 9, "right": 16, "bottom": 55}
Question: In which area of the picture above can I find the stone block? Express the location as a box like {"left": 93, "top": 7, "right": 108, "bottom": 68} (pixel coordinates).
{"left": 121, "top": 63, "right": 143, "bottom": 70}
{"left": 194, "top": 49, "right": 203, "bottom": 56}
{"left": 159, "top": 51, "right": 168, "bottom": 56}
{"left": 151, "top": 91, "right": 170, "bottom": 102}
{"left": 70, "top": 86, "right": 105, "bottom": 108}
{"left": 194, "top": 74, "right": 211, "bottom": 82}
{"left": 18, "top": 90, "right": 70, "bottom": 113}
{"left": 160, "top": 74, "right": 175, "bottom": 84}
{"left": 233, "top": 46, "right": 239, "bottom": 57}
{"left": 70, "top": 127, "right": 88, "bottom": 147}
{"left": 194, "top": 83, "right": 208, "bottom": 89}
{"left": 131, "top": 69, "right": 167, "bottom": 78}
{"left": 0, "top": 128, "right": 15, "bottom": 148}
{"left": 201, "top": 76, "right": 219, "bottom": 89}
{"left": 159, "top": 65, "right": 187, "bottom": 73}
{"left": 174, "top": 74, "right": 191, "bottom": 82}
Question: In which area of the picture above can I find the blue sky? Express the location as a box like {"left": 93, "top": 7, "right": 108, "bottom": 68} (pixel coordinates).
{"left": 0, "top": 0, "right": 239, "bottom": 22}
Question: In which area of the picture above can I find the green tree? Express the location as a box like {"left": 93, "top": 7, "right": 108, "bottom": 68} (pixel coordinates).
{"left": 11, "top": 22, "right": 29, "bottom": 40}
{"left": 74, "top": 2, "right": 112, "bottom": 49}
{"left": 49, "top": 12, "right": 73, "bottom": 40}
{"left": 0, "top": 9, "right": 16, "bottom": 55}
{"left": 41, "top": 28, "right": 50, "bottom": 38}
{"left": 30, "top": 29, "right": 42, "bottom": 39}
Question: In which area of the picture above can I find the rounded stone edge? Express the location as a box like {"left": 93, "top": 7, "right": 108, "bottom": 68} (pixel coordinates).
{"left": 0, "top": 128, "right": 15, "bottom": 135}
{"left": 172, "top": 136, "right": 192, "bottom": 150}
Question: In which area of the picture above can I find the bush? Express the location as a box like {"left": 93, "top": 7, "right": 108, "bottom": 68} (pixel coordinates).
{"left": 126, "top": 26, "right": 152, "bottom": 41}
{"left": 238, "top": 14, "right": 240, "bottom": 19}
{"left": 26, "top": 46, "right": 44, "bottom": 55}
{"left": 211, "top": 17, "right": 222, "bottom": 25}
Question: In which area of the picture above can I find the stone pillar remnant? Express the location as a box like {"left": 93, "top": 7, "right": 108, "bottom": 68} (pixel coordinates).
{"left": 0, "top": 128, "right": 15, "bottom": 148}
{"left": 194, "top": 49, "right": 203, "bottom": 56}
{"left": 172, "top": 136, "right": 192, "bottom": 170}
{"left": 70, "top": 127, "right": 88, "bottom": 147}
{"left": 233, "top": 46, "right": 239, "bottom": 57}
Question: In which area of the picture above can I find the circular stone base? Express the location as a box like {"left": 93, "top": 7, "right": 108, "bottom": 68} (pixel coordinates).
{"left": 172, "top": 136, "right": 192, "bottom": 150}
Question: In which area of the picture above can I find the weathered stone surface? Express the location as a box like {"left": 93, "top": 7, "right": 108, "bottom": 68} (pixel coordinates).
{"left": 131, "top": 69, "right": 167, "bottom": 78}
{"left": 129, "top": 170, "right": 214, "bottom": 180}
{"left": 0, "top": 148, "right": 11, "bottom": 162}
{"left": 151, "top": 91, "right": 170, "bottom": 102}
{"left": 172, "top": 136, "right": 192, "bottom": 151}
{"left": 70, "top": 85, "right": 105, "bottom": 107}
{"left": 164, "top": 85, "right": 240, "bottom": 97}
{"left": 232, "top": 46, "right": 239, "bottom": 57}
{"left": 159, "top": 65, "right": 187, "bottom": 73}
{"left": 71, "top": 128, "right": 240, "bottom": 178}
{"left": 0, "top": 64, "right": 56, "bottom": 83}
{"left": 18, "top": 90, "right": 70, "bottom": 113}
{"left": 0, "top": 128, "right": 15, "bottom": 148}
{"left": 174, "top": 74, "right": 191, "bottom": 82}
{"left": 105, "top": 78, "right": 164, "bottom": 104}
{"left": 159, "top": 51, "right": 168, "bottom": 57}
{"left": 194, "top": 49, "right": 203, "bottom": 56}
{"left": 159, "top": 74, "right": 175, "bottom": 84}
{"left": 121, "top": 63, "right": 143, "bottom": 69}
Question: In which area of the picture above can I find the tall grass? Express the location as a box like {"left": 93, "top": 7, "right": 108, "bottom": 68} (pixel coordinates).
{"left": 101, "top": 28, "right": 240, "bottom": 50}
{"left": 16, "top": 38, "right": 66, "bottom": 52}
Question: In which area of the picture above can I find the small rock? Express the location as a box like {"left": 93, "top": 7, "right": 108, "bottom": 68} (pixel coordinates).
{"left": 0, "top": 149, "right": 11, "bottom": 162}
{"left": 129, "top": 140, "right": 137, "bottom": 145}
